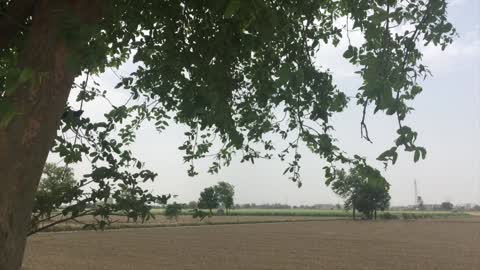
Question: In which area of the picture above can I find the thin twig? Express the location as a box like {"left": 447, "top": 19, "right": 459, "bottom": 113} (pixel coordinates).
{"left": 360, "top": 100, "right": 373, "bottom": 143}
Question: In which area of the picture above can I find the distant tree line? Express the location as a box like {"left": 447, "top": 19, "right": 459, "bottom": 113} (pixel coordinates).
{"left": 231, "top": 203, "right": 341, "bottom": 210}
{"left": 234, "top": 203, "right": 291, "bottom": 209}
{"left": 164, "top": 181, "right": 236, "bottom": 221}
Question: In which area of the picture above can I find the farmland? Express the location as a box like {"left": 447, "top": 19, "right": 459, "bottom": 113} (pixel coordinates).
{"left": 36, "top": 209, "right": 469, "bottom": 233}
{"left": 220, "top": 208, "right": 468, "bottom": 218}
{"left": 23, "top": 216, "right": 480, "bottom": 270}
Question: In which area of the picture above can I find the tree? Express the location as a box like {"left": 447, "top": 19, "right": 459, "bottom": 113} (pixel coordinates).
{"left": 114, "top": 184, "right": 159, "bottom": 224}
{"left": 329, "top": 165, "right": 390, "bottom": 220}
{"left": 0, "top": 0, "right": 456, "bottom": 268}
{"left": 214, "top": 181, "right": 235, "bottom": 215}
{"left": 187, "top": 201, "right": 198, "bottom": 209}
{"left": 165, "top": 203, "right": 183, "bottom": 222}
{"left": 31, "top": 163, "right": 78, "bottom": 230}
{"left": 328, "top": 169, "right": 361, "bottom": 219}
{"left": 440, "top": 201, "right": 454, "bottom": 211}
{"left": 198, "top": 187, "right": 219, "bottom": 215}
{"left": 354, "top": 178, "right": 391, "bottom": 219}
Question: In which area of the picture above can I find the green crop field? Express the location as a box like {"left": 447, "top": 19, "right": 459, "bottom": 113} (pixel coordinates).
{"left": 228, "top": 208, "right": 350, "bottom": 217}
{"left": 150, "top": 208, "right": 469, "bottom": 219}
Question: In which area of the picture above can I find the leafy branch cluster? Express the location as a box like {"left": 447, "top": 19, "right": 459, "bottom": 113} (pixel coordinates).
{"left": 0, "top": 0, "right": 456, "bottom": 233}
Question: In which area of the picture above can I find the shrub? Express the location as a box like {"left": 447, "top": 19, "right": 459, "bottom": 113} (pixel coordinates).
{"left": 165, "top": 203, "right": 183, "bottom": 221}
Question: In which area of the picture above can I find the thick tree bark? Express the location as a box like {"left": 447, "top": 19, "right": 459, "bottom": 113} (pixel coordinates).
{"left": 0, "top": 1, "right": 100, "bottom": 269}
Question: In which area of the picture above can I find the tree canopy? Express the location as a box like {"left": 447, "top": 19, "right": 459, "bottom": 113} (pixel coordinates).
{"left": 214, "top": 181, "right": 235, "bottom": 214}
{"left": 0, "top": 1, "right": 456, "bottom": 268}
{"left": 329, "top": 165, "right": 390, "bottom": 219}
{"left": 2, "top": 0, "right": 456, "bottom": 182}
{"left": 440, "top": 201, "right": 453, "bottom": 211}
{"left": 165, "top": 202, "right": 183, "bottom": 221}
{"left": 4, "top": 0, "right": 454, "bottom": 226}
{"left": 198, "top": 187, "right": 219, "bottom": 215}
{"left": 31, "top": 163, "right": 78, "bottom": 232}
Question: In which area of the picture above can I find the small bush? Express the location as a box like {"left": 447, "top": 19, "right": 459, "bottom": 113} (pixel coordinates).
{"left": 165, "top": 203, "right": 183, "bottom": 221}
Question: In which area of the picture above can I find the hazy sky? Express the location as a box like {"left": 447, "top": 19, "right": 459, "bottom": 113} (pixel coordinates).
{"left": 50, "top": 0, "right": 480, "bottom": 206}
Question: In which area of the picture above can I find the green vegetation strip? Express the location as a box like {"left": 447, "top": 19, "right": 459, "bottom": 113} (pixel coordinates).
{"left": 38, "top": 218, "right": 347, "bottom": 233}
{"left": 39, "top": 210, "right": 471, "bottom": 234}
{"left": 151, "top": 208, "right": 470, "bottom": 218}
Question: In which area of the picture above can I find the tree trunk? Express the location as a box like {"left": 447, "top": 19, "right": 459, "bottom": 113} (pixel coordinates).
{"left": 374, "top": 209, "right": 377, "bottom": 220}
{"left": 352, "top": 201, "right": 356, "bottom": 220}
{"left": 0, "top": 1, "right": 100, "bottom": 269}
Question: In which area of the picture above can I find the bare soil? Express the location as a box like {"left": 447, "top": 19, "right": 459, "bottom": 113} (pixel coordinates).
{"left": 23, "top": 217, "right": 480, "bottom": 270}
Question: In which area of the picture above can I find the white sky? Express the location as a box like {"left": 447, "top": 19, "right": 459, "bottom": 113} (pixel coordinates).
{"left": 49, "top": 0, "right": 480, "bottom": 207}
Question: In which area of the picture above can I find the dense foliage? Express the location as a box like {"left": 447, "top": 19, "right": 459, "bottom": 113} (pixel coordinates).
{"left": 440, "top": 201, "right": 453, "bottom": 211}
{"left": 329, "top": 166, "right": 390, "bottom": 219}
{"left": 29, "top": 162, "right": 170, "bottom": 235}
{"left": 0, "top": 0, "right": 456, "bottom": 232}
{"left": 214, "top": 181, "right": 235, "bottom": 214}
{"left": 165, "top": 203, "right": 183, "bottom": 221}
{"left": 198, "top": 187, "right": 220, "bottom": 215}
{"left": 30, "top": 163, "right": 78, "bottom": 232}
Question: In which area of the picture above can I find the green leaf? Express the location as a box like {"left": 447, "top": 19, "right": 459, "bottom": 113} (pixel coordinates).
{"left": 416, "top": 147, "right": 427, "bottom": 160}
{"left": 392, "top": 152, "right": 398, "bottom": 164}
{"left": 411, "top": 85, "right": 422, "bottom": 96}
{"left": 342, "top": 45, "right": 355, "bottom": 59}
{"left": 413, "top": 150, "right": 420, "bottom": 162}
{"left": 224, "top": 0, "right": 241, "bottom": 18}
{"left": 377, "top": 147, "right": 397, "bottom": 161}
{"left": 276, "top": 64, "right": 290, "bottom": 86}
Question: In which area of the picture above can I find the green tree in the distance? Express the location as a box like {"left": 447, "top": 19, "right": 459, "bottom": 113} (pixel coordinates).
{"left": 0, "top": 0, "right": 456, "bottom": 268}
{"left": 440, "top": 202, "right": 454, "bottom": 211}
{"left": 354, "top": 178, "right": 391, "bottom": 219}
{"left": 31, "top": 163, "right": 78, "bottom": 232}
{"left": 165, "top": 203, "right": 183, "bottom": 222}
{"left": 329, "top": 166, "right": 390, "bottom": 220}
{"left": 214, "top": 181, "right": 235, "bottom": 215}
{"left": 198, "top": 187, "right": 220, "bottom": 215}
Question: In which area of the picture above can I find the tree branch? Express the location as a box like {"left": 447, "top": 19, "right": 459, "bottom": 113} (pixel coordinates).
{"left": 360, "top": 100, "right": 373, "bottom": 143}
{"left": 27, "top": 210, "right": 94, "bottom": 236}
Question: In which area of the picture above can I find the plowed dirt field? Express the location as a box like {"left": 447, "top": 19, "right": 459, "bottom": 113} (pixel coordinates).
{"left": 23, "top": 217, "right": 480, "bottom": 270}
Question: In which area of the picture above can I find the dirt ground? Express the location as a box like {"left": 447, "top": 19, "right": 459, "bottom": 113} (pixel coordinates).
{"left": 23, "top": 217, "right": 480, "bottom": 270}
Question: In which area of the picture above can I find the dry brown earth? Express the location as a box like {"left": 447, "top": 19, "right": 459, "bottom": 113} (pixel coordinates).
{"left": 24, "top": 217, "right": 480, "bottom": 270}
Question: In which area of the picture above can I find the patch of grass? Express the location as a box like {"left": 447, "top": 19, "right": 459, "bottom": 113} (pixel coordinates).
{"left": 227, "top": 209, "right": 351, "bottom": 217}
{"left": 379, "top": 211, "right": 469, "bottom": 220}
{"left": 152, "top": 208, "right": 470, "bottom": 219}
{"left": 37, "top": 218, "right": 344, "bottom": 234}
{"left": 151, "top": 208, "right": 351, "bottom": 217}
